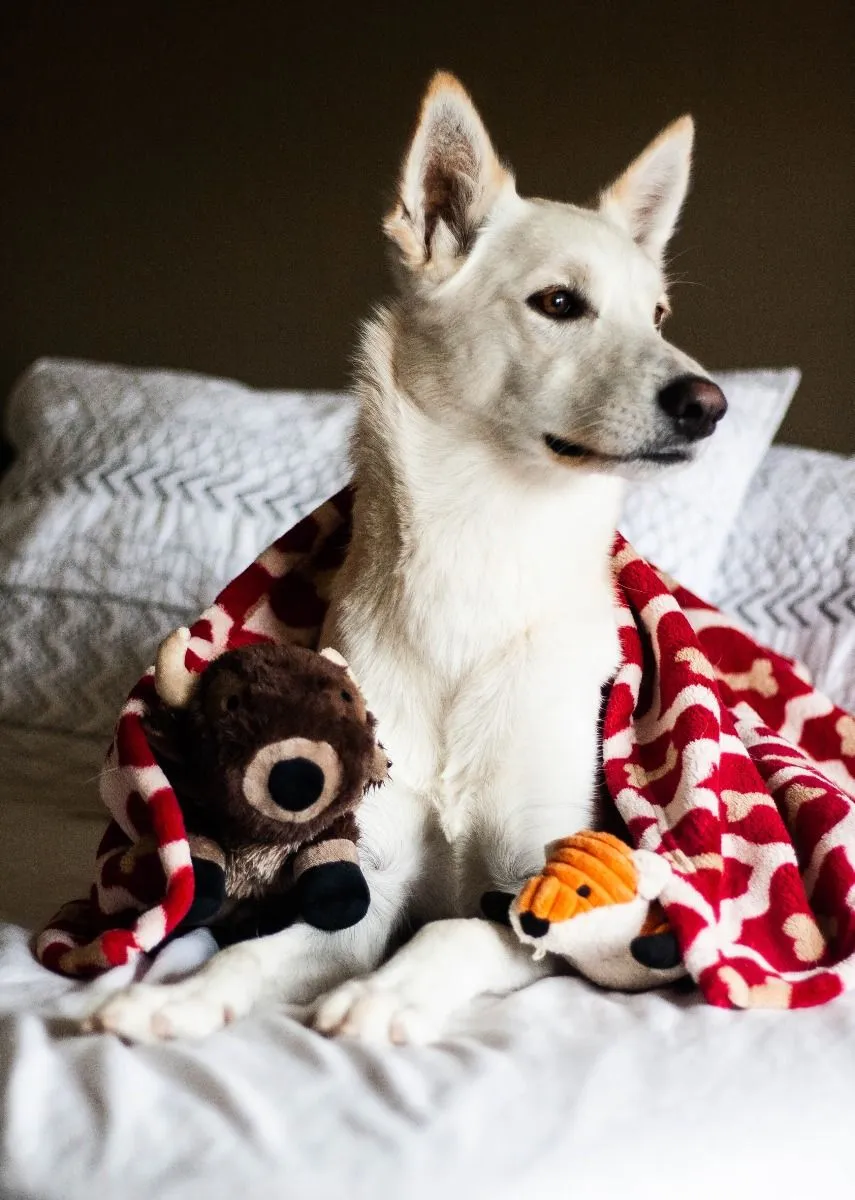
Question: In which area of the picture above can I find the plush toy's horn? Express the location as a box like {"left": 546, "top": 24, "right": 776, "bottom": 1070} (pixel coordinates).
{"left": 319, "top": 647, "right": 349, "bottom": 670}
{"left": 320, "top": 646, "right": 361, "bottom": 687}
{"left": 154, "top": 627, "right": 199, "bottom": 709}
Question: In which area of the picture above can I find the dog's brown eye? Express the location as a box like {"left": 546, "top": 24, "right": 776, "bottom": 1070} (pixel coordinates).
{"left": 340, "top": 689, "right": 353, "bottom": 703}
{"left": 528, "top": 287, "right": 589, "bottom": 321}
{"left": 654, "top": 303, "right": 668, "bottom": 330}
{"left": 225, "top": 694, "right": 240, "bottom": 713}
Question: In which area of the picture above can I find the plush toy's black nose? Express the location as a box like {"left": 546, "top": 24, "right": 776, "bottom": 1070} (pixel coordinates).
{"left": 657, "top": 375, "right": 727, "bottom": 441}
{"left": 518, "top": 911, "right": 551, "bottom": 939}
{"left": 267, "top": 757, "right": 325, "bottom": 810}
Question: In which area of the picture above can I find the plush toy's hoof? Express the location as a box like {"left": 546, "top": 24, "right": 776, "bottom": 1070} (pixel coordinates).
{"left": 184, "top": 857, "right": 227, "bottom": 926}
{"left": 629, "top": 929, "right": 682, "bottom": 970}
{"left": 212, "top": 892, "right": 299, "bottom": 946}
{"left": 297, "top": 861, "right": 370, "bottom": 931}
{"left": 480, "top": 890, "right": 513, "bottom": 926}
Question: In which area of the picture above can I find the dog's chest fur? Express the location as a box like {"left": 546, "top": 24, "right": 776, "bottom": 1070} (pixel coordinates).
{"left": 325, "top": 358, "right": 623, "bottom": 859}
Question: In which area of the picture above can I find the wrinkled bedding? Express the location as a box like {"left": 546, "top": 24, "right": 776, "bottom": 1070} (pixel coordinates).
{"left": 2, "top": 921, "right": 855, "bottom": 1199}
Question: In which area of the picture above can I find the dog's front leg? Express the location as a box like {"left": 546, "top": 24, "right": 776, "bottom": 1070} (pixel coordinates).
{"left": 83, "top": 906, "right": 394, "bottom": 1044}
{"left": 313, "top": 917, "right": 554, "bottom": 1044}
{"left": 84, "top": 781, "right": 424, "bottom": 1044}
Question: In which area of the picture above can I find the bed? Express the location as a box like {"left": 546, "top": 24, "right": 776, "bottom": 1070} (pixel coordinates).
{"left": 2, "top": 360, "right": 854, "bottom": 1198}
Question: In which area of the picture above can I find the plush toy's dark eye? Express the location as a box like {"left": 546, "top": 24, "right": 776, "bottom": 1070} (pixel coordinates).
{"left": 527, "top": 287, "right": 591, "bottom": 321}
{"left": 202, "top": 670, "right": 245, "bottom": 723}
{"left": 576, "top": 884, "right": 592, "bottom": 898}
{"left": 340, "top": 689, "right": 353, "bottom": 703}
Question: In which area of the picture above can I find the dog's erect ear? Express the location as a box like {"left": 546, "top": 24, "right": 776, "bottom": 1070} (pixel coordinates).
{"left": 599, "top": 116, "right": 694, "bottom": 264}
{"left": 385, "top": 71, "right": 514, "bottom": 280}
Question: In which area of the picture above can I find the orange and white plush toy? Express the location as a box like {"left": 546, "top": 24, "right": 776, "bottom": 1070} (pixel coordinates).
{"left": 509, "top": 831, "right": 687, "bottom": 991}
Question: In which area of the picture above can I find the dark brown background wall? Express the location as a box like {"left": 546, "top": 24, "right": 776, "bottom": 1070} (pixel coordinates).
{"left": 2, "top": 1, "right": 853, "bottom": 451}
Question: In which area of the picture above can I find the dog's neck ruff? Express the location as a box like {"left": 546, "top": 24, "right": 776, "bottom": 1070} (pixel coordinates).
{"left": 346, "top": 314, "right": 624, "bottom": 668}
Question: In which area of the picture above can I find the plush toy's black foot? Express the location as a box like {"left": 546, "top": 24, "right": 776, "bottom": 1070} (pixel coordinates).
{"left": 297, "top": 861, "right": 370, "bottom": 932}
{"left": 480, "top": 890, "right": 514, "bottom": 927}
{"left": 184, "top": 857, "right": 227, "bottom": 926}
{"left": 629, "top": 929, "right": 682, "bottom": 971}
{"left": 214, "top": 892, "right": 299, "bottom": 947}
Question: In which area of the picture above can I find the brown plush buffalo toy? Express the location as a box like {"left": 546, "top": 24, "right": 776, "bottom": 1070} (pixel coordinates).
{"left": 142, "top": 628, "right": 389, "bottom": 939}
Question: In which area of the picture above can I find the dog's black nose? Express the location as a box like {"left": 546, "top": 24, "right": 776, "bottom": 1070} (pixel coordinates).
{"left": 267, "top": 757, "right": 325, "bottom": 810}
{"left": 657, "top": 376, "right": 727, "bottom": 441}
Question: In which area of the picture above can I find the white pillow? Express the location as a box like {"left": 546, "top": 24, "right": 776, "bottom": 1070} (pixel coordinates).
{"left": 0, "top": 358, "right": 798, "bottom": 741}
{"left": 620, "top": 369, "right": 800, "bottom": 596}
{"left": 0, "top": 359, "right": 355, "bottom": 738}
{"left": 711, "top": 444, "right": 855, "bottom": 714}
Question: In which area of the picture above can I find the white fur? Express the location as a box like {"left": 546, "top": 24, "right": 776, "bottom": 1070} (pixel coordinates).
{"left": 88, "top": 73, "right": 714, "bottom": 1045}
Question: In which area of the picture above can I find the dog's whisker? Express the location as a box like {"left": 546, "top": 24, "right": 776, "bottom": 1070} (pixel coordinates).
{"left": 566, "top": 412, "right": 613, "bottom": 441}
{"left": 81, "top": 766, "right": 120, "bottom": 786}
{"left": 668, "top": 279, "right": 714, "bottom": 292}
{"left": 664, "top": 245, "right": 695, "bottom": 267}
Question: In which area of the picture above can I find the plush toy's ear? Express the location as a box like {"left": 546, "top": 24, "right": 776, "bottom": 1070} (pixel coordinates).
{"left": 633, "top": 849, "right": 673, "bottom": 901}
{"left": 141, "top": 702, "right": 188, "bottom": 768}
{"left": 369, "top": 740, "right": 391, "bottom": 785}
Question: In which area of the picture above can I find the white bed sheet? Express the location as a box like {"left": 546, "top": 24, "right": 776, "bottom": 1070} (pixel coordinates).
{"left": 1, "top": 920, "right": 853, "bottom": 1200}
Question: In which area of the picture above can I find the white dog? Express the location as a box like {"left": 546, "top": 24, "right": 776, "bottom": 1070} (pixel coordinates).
{"left": 88, "top": 72, "right": 725, "bottom": 1044}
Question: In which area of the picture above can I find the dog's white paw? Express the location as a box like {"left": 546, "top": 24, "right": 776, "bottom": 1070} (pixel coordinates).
{"left": 83, "top": 980, "right": 243, "bottom": 1044}
{"left": 313, "top": 978, "right": 439, "bottom": 1045}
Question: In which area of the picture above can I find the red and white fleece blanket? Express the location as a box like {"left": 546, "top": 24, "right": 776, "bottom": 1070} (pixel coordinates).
{"left": 36, "top": 488, "right": 855, "bottom": 1008}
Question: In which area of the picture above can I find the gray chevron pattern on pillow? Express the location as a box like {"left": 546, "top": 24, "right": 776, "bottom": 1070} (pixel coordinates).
{"left": 0, "top": 360, "right": 355, "bottom": 737}
{"left": 711, "top": 444, "right": 855, "bottom": 713}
